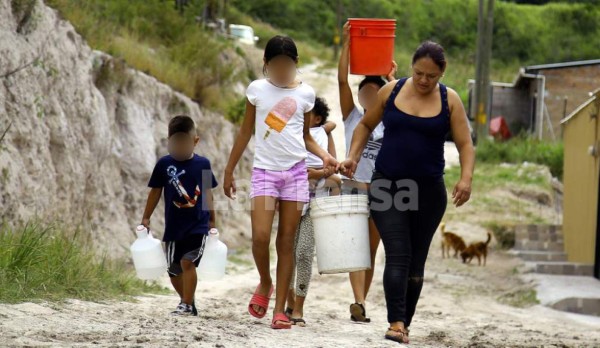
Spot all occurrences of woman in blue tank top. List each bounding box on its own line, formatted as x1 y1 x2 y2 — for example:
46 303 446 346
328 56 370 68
340 41 475 344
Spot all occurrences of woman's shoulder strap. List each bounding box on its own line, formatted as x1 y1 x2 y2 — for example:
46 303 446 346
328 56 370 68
386 77 409 109
439 83 450 118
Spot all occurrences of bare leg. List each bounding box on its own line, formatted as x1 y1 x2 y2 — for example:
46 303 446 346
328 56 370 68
170 275 183 299
286 289 296 312
349 271 366 304
250 196 277 316
364 217 381 298
272 200 303 325
291 296 306 318
180 259 197 305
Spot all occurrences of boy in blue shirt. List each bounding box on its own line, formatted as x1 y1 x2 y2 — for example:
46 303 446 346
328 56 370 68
141 115 218 316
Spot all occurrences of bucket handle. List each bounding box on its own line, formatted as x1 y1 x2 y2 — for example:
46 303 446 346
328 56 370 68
360 27 367 36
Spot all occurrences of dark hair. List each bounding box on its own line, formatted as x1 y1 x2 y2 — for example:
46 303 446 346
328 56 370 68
312 97 330 126
412 41 446 71
263 35 299 75
168 115 195 137
359 76 386 91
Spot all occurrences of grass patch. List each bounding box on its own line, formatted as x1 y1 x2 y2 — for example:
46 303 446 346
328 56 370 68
446 162 552 193
484 221 516 249
476 137 564 179
45 0 245 117
0 222 168 304
444 162 555 225
498 287 540 308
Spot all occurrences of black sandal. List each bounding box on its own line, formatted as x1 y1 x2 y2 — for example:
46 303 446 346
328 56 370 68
350 303 371 323
290 317 306 327
385 327 409 344
285 307 294 318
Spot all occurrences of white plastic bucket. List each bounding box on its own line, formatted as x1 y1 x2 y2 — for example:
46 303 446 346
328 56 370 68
310 194 371 274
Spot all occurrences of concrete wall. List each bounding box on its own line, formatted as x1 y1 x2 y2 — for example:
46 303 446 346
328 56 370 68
540 65 600 140
490 84 533 135
561 95 600 264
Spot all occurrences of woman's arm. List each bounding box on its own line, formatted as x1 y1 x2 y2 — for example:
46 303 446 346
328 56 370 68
223 100 255 199
340 82 394 177
338 22 356 121
448 88 475 207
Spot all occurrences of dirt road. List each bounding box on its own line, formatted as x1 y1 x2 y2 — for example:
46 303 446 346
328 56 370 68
1 64 599 348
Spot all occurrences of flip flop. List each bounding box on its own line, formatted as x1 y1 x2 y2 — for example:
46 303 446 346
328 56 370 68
290 317 306 327
248 284 274 319
350 303 371 323
271 313 292 330
385 327 409 344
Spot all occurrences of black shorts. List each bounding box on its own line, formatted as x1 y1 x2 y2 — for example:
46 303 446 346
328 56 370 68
165 234 207 277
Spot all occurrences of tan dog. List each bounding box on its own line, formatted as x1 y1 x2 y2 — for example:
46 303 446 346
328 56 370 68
440 222 467 258
461 232 492 266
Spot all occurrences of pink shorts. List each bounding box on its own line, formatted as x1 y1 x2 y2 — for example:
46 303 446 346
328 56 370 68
250 161 309 203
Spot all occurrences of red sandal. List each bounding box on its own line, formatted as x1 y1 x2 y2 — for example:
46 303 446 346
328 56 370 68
248 284 274 319
271 313 292 329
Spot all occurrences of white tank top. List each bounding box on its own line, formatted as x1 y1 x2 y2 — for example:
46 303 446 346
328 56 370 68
344 107 384 183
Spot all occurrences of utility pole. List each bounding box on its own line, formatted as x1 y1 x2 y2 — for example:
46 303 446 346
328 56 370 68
333 0 342 60
474 0 495 144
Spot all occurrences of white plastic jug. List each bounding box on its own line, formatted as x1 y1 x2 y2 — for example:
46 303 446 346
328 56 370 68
310 194 371 274
130 225 167 280
198 228 228 281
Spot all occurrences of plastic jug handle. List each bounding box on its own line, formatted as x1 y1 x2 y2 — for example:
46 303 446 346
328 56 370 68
136 225 151 238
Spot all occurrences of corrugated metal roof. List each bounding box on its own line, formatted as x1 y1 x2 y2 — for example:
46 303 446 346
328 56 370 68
525 59 600 73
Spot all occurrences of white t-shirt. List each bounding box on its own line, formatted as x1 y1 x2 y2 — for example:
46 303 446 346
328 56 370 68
306 126 328 168
344 107 385 183
246 79 316 171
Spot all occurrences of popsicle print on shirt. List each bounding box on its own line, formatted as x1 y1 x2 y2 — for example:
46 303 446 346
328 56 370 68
264 97 298 139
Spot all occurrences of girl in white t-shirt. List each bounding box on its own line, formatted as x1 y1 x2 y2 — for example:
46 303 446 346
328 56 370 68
223 35 338 330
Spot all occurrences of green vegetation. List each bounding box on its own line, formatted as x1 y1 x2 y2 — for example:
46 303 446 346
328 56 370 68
476 137 564 179
0 222 167 304
484 221 516 249
231 0 599 101
232 0 600 65
498 287 540 308
46 0 245 114
44 0 597 119
444 161 556 226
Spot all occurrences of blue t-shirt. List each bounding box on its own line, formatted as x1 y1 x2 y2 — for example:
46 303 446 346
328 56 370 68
148 154 218 241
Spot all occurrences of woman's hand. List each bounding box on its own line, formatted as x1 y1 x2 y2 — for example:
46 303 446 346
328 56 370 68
339 158 358 179
223 170 237 199
452 178 471 207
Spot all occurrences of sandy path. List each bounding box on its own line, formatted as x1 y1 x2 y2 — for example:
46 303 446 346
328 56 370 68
2 64 600 347
2 240 599 347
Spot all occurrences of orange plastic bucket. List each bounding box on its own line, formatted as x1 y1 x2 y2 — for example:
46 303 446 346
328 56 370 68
348 18 396 76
